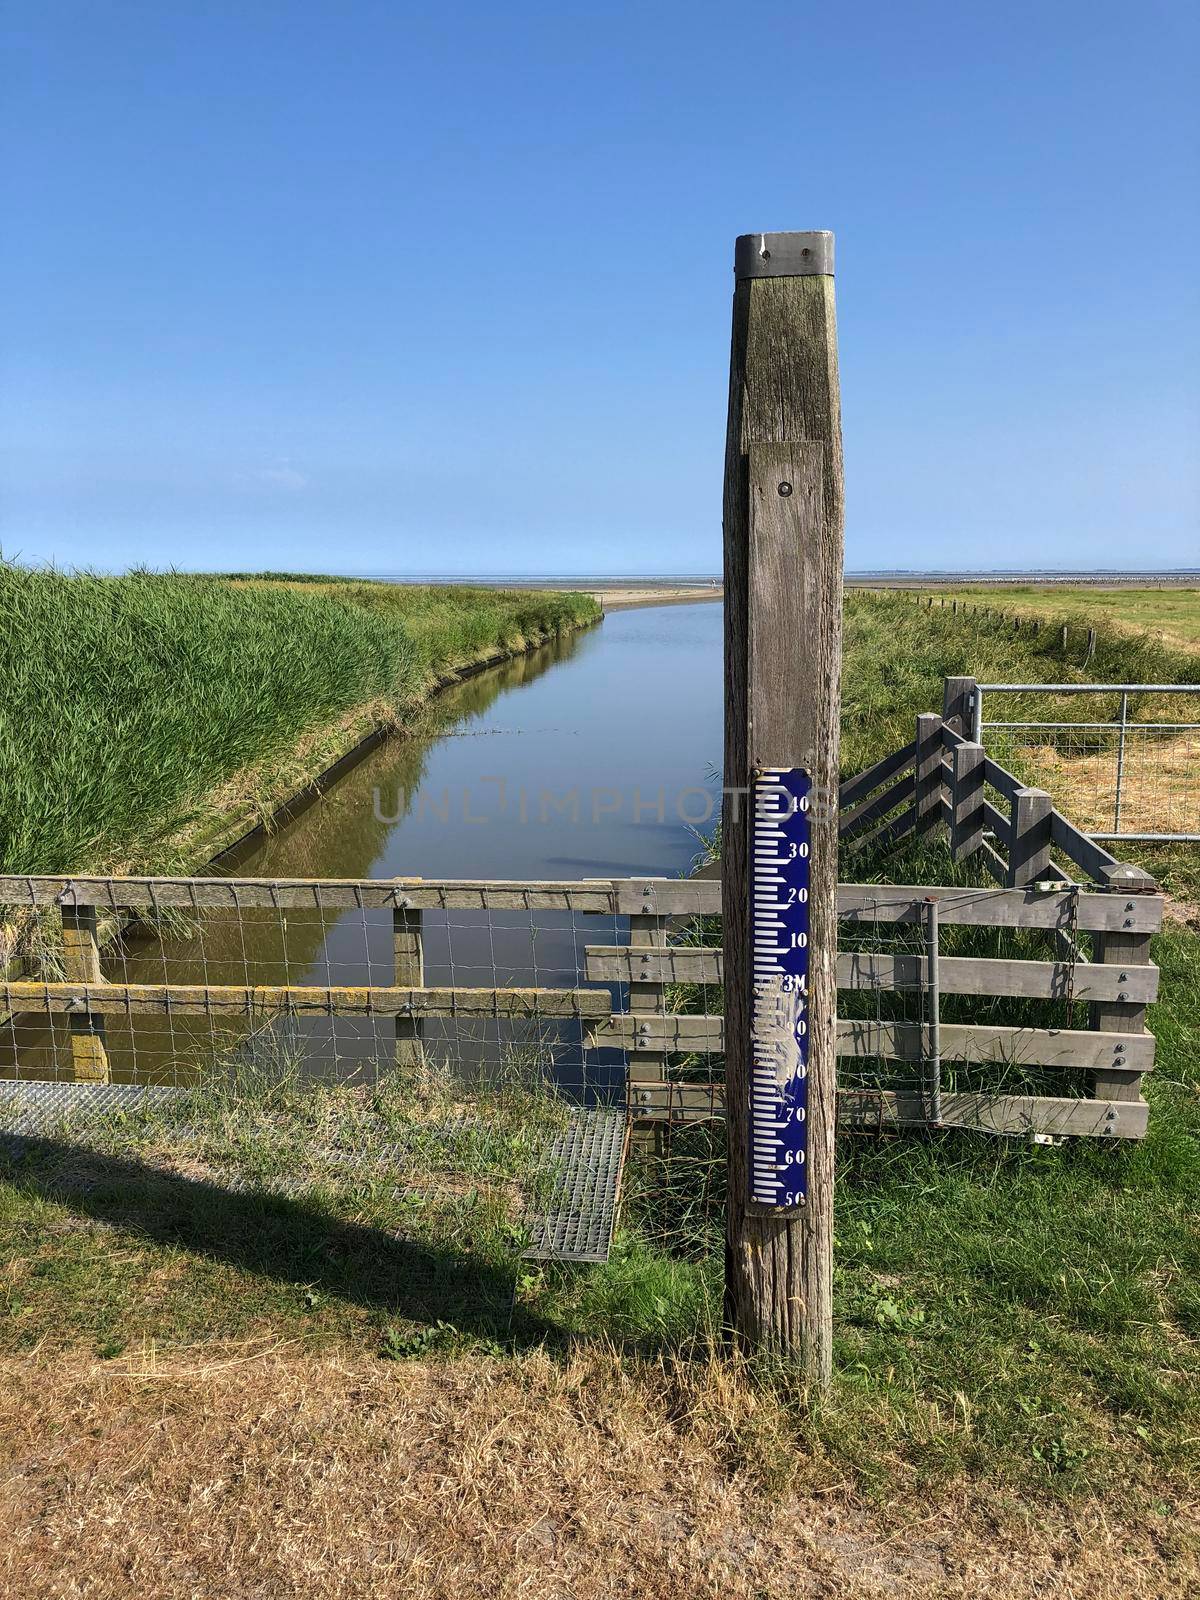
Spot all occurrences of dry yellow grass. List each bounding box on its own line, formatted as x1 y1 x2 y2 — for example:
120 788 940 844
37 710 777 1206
1014 730 1200 839
0 1348 1193 1599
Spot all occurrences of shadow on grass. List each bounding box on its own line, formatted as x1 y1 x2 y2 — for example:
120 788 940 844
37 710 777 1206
0 1133 552 1346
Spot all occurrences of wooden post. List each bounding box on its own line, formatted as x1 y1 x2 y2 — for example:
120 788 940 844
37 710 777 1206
61 904 109 1082
1090 863 1156 1107
914 713 945 835
942 676 976 738
1007 787 1053 886
950 741 986 860
722 229 843 1376
627 909 669 1151
393 902 425 1070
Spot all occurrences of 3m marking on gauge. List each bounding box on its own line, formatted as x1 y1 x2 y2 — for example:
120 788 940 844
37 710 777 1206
748 766 811 1208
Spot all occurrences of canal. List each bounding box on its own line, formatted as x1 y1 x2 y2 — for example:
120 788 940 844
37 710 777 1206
7 601 723 1091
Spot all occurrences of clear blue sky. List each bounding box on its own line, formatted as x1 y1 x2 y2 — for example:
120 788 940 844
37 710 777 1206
2 2 1197 576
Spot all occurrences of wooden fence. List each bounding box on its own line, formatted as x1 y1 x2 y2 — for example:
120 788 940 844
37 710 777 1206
589 681 1161 1140
0 725 1162 1139
0 679 1163 1142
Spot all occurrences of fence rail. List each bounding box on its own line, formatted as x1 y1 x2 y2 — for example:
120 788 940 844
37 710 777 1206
0 678 1163 1142
0 779 1163 1141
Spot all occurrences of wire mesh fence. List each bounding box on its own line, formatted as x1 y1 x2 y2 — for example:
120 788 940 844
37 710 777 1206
0 859 1159 1146
977 684 1200 841
0 884 626 1103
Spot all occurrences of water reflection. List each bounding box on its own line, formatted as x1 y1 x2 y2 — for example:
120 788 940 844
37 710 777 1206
5 604 723 1092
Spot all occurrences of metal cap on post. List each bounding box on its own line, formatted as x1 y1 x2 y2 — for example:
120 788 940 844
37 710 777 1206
734 231 835 280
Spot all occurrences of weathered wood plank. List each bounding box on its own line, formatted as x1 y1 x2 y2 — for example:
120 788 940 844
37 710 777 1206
951 742 985 861
836 883 1162 932
1 874 1164 932
1 982 613 1019
634 1086 1146 1140
838 1019 1155 1071
838 741 916 811
60 905 109 1084
723 253 843 1372
978 839 1009 885
982 799 1011 841
0 877 619 913
585 945 724 984
914 713 945 835
982 758 1024 804
393 906 425 1068
1090 862 1157 1105
1008 788 1053 887
837 1091 1147 1139
613 880 722 916
586 944 1158 1003
839 771 915 837
941 676 977 739
838 951 1158 1002
840 804 918 858
628 1081 725 1117
592 1013 1154 1070
619 878 1163 930
1048 812 1120 883
627 912 672 1155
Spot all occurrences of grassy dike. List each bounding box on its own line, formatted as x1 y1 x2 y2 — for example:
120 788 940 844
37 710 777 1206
0 563 599 875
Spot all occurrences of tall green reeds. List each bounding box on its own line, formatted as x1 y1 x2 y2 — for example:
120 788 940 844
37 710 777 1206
0 563 597 874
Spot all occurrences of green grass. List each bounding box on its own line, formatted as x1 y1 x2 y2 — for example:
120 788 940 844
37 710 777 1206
539 846 1200 1502
2 579 1199 1510
0 563 598 874
840 588 1200 775
898 584 1200 650
0 1045 569 1360
841 589 1200 899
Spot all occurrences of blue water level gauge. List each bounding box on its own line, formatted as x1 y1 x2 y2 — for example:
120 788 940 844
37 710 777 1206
749 766 811 1207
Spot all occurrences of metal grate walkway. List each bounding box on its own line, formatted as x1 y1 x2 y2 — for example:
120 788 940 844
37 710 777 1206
523 1108 627 1263
0 1083 627 1264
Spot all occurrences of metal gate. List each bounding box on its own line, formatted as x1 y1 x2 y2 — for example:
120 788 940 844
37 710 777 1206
971 682 1200 843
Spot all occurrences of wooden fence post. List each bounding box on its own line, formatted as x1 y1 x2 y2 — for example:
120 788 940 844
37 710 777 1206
915 713 945 835
1090 862 1156 1107
1007 787 1053 886
942 676 976 738
722 230 843 1377
950 741 985 860
393 901 425 1069
61 904 109 1082
627 907 669 1150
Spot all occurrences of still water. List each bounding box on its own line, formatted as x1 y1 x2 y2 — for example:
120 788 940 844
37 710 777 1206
8 603 723 1090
